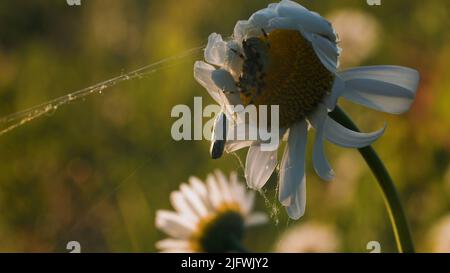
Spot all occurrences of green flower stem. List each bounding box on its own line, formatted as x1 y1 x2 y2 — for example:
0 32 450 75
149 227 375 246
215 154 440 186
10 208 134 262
329 106 415 253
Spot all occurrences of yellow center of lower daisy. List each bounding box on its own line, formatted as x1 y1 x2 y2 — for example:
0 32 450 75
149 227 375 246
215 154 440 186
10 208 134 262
190 205 245 253
238 29 335 127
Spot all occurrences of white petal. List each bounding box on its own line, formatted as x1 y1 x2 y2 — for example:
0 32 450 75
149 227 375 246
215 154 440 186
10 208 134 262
156 239 191 252
170 192 199 223
275 0 336 42
204 33 228 67
233 20 254 42
206 174 224 209
214 169 234 203
324 116 386 148
245 145 278 190
193 61 222 104
229 172 245 204
242 190 256 215
285 180 306 220
155 210 195 239
324 75 345 111
279 120 308 205
245 212 269 227
248 7 277 30
179 184 208 217
339 66 420 114
189 176 208 201
308 105 334 181
211 69 237 93
189 176 214 212
225 140 255 153
310 33 340 72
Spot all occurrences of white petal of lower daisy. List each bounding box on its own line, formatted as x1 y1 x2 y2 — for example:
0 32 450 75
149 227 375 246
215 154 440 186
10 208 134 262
156 239 191 252
245 212 269 227
155 210 195 239
214 170 234 203
245 145 278 190
189 176 215 213
229 172 245 204
324 116 386 148
308 105 335 181
179 184 209 217
339 66 420 114
324 75 345 111
204 33 228 67
170 192 199 223
193 61 222 104
189 176 208 201
285 180 306 220
279 120 308 205
242 190 256 215
206 174 224 209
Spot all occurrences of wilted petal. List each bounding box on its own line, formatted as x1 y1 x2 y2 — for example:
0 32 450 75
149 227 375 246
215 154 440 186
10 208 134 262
193 61 222 104
324 116 386 148
204 33 228 66
211 69 237 93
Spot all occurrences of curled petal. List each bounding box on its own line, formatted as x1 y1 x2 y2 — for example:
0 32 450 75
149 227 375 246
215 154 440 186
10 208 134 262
309 105 335 181
324 116 386 148
324 75 345 111
339 66 420 114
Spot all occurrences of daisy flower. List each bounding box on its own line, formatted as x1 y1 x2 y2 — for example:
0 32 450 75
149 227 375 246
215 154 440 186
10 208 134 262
155 170 268 253
194 0 420 219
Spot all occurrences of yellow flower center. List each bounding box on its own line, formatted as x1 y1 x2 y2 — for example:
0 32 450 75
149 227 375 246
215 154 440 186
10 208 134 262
190 204 245 253
238 29 335 128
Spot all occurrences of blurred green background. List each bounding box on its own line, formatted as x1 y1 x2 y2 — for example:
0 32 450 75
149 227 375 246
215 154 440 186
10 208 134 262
0 0 449 252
